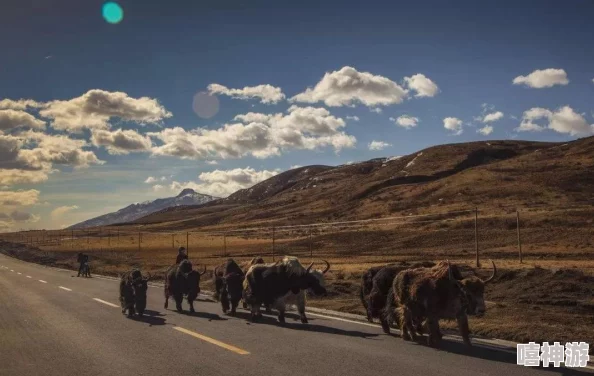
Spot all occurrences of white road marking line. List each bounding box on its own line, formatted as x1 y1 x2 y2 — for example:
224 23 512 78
93 298 119 308
173 327 250 355
10 269 14 272
307 312 380 328
26 276 32 278
17 272 22 275
58 286 72 291
39 280 47 283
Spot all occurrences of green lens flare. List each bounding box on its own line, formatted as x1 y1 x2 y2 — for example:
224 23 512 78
102 2 124 24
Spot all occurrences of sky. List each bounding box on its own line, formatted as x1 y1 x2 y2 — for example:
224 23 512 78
0 0 593 231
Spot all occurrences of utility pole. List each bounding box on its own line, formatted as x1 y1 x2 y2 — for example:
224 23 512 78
517 210 523 264
474 207 480 268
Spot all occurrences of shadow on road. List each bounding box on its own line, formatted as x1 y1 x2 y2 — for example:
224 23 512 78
232 310 378 339
129 310 167 326
181 310 228 322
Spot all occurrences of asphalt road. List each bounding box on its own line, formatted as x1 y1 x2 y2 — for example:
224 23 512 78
0 253 591 376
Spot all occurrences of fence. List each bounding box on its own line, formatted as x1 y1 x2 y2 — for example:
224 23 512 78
1 205 592 268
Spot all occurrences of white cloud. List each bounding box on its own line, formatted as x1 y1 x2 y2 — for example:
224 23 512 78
403 74 439 97
206 160 218 165
39 89 172 133
152 184 165 192
346 115 360 121
477 125 494 136
0 189 40 206
0 169 49 186
149 106 356 160
512 68 569 89
145 176 157 184
443 117 463 135
50 205 79 220
516 106 594 136
290 165 302 169
0 99 44 111
170 167 280 197
391 115 419 129
548 106 593 136
0 109 45 131
16 131 104 170
207 83 285 104
370 108 383 114
0 210 39 222
290 66 408 107
368 140 391 151
91 129 152 155
483 111 504 123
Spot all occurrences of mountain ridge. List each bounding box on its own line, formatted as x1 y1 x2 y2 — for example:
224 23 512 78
69 189 218 229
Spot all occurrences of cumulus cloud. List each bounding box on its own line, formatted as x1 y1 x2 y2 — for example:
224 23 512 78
403 74 439 97
39 89 172 133
478 125 494 136
443 117 463 135
206 160 218 165
149 106 356 160
516 106 594 136
370 108 383 114
145 176 167 184
207 83 285 104
152 184 165 192
483 111 504 123
0 109 46 131
290 66 408 107
0 169 49 186
0 99 44 110
346 116 360 121
50 205 79 220
91 129 152 155
368 140 391 151
0 210 39 222
0 132 102 174
512 68 569 89
15 131 104 170
170 167 280 197
0 189 40 206
390 115 419 129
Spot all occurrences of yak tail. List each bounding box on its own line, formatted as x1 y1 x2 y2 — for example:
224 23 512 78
382 287 397 328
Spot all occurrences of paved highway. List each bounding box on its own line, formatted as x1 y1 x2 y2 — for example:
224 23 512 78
0 253 591 376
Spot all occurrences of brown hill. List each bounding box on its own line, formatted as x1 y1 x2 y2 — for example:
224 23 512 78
132 136 594 231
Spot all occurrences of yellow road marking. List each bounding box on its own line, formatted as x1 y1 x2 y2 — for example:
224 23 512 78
59 286 72 291
93 298 119 308
173 327 250 355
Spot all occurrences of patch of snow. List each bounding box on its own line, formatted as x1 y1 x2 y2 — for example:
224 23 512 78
386 156 402 162
405 153 423 169
486 143 491 146
313 185 317 188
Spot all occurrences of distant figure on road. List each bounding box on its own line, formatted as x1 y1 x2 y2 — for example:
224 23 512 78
176 247 188 264
77 253 90 277
77 252 85 277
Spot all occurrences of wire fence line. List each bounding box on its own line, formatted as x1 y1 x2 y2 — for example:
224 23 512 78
1 205 592 266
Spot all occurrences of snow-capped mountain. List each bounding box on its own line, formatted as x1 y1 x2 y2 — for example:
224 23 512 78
69 189 218 229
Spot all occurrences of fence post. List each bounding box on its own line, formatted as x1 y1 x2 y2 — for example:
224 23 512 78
309 228 312 258
171 233 174 249
272 227 276 261
517 210 523 264
474 207 480 267
186 232 189 256
223 233 227 257
108 230 111 247
138 232 141 252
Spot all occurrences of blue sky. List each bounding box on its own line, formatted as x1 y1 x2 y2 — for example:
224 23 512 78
1 0 593 230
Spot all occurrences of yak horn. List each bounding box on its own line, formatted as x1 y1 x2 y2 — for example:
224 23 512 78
306 262 314 273
447 260 455 282
482 260 497 284
321 259 331 274
200 265 207 276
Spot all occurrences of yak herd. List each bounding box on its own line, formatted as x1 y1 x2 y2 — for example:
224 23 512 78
118 255 496 348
